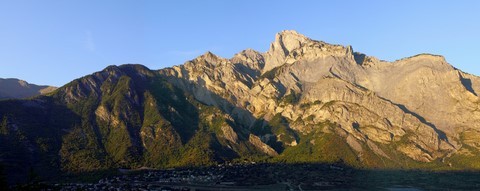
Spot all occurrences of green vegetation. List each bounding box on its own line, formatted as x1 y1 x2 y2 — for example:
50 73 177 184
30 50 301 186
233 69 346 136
0 116 7 135
274 129 358 165
281 91 301 105
445 146 480 169
268 114 297 145
299 100 322 109
175 131 217 167
251 114 298 152
59 125 107 172
148 77 199 142
442 132 480 169
321 100 337 109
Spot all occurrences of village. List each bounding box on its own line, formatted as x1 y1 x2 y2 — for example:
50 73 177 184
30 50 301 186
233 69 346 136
54 163 353 191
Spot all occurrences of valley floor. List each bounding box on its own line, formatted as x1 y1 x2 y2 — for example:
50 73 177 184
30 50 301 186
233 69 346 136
14 163 480 190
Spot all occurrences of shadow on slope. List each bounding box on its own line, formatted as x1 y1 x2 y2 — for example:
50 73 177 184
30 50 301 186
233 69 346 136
159 73 289 154
0 97 82 185
459 74 478 96
394 103 448 142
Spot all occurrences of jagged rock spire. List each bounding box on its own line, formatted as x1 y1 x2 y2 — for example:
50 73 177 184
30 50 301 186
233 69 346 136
263 30 310 72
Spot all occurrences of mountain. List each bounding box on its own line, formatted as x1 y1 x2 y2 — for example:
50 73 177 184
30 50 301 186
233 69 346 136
1 30 480 185
0 78 56 99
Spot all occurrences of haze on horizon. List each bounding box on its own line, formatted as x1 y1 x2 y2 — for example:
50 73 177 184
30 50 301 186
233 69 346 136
0 0 479 87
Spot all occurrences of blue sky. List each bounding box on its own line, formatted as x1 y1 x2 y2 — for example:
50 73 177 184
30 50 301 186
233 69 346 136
0 0 479 86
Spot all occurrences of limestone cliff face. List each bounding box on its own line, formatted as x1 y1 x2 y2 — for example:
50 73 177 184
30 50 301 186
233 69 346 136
329 54 480 137
159 30 480 164
263 30 310 72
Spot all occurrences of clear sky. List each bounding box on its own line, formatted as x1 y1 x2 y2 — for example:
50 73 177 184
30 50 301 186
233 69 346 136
0 0 479 87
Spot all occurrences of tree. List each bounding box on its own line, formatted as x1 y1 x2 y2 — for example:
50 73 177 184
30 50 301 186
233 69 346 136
0 164 8 190
0 116 8 135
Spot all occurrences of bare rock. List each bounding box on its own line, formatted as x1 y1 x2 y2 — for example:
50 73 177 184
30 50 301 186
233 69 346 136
249 134 278 156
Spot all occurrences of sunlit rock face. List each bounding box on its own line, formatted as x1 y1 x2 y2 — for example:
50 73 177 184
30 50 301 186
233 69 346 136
160 30 480 164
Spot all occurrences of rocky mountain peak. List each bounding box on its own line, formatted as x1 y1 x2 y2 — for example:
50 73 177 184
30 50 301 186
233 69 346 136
189 51 228 68
118 64 155 79
263 30 358 73
395 53 447 64
55 64 154 105
263 30 310 72
390 53 453 73
273 30 310 53
201 51 223 62
231 49 265 71
233 49 262 60
118 63 151 71
202 51 216 58
394 53 446 64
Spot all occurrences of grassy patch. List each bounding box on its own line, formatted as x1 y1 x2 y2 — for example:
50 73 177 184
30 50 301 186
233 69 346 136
281 91 301 105
299 100 322 109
